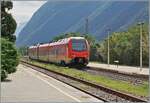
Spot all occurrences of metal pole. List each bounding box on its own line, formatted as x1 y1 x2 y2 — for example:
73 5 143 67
148 2 150 101
149 1 150 99
138 22 144 71
107 29 110 67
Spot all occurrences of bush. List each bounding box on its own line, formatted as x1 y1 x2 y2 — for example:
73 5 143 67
1 38 19 80
1 70 8 81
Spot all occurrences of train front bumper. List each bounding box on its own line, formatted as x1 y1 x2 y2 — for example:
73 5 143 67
70 57 89 65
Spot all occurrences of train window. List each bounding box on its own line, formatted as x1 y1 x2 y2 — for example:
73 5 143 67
72 39 87 51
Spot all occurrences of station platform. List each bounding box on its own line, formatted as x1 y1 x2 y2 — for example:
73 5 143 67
88 62 149 76
1 64 103 102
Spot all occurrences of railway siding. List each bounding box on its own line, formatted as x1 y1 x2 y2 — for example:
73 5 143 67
21 60 148 102
84 67 148 86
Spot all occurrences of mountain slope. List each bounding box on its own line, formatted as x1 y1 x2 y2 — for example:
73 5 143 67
16 1 148 47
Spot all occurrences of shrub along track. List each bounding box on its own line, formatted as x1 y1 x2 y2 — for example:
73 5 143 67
21 60 147 102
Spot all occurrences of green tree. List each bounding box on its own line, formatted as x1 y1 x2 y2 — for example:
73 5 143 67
18 46 28 56
1 0 17 42
1 38 19 74
1 0 19 80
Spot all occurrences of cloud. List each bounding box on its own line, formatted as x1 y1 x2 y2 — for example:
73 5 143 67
11 1 47 36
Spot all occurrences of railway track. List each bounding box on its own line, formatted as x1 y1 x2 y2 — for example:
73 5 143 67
23 57 149 84
78 66 148 85
21 60 147 102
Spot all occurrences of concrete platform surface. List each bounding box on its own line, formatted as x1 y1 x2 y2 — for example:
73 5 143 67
1 64 103 103
88 62 149 75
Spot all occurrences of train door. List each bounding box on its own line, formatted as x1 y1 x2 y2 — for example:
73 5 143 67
53 46 57 63
48 46 50 62
51 46 55 63
37 46 39 60
55 46 59 63
65 44 70 64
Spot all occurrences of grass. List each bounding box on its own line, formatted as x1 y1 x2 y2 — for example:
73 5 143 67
25 59 149 97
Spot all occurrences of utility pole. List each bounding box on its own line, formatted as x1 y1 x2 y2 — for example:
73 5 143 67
107 28 111 67
85 18 89 34
138 22 144 71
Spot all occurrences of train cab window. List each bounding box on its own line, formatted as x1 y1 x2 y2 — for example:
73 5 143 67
72 39 87 51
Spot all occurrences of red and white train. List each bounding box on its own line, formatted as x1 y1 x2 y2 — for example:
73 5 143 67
28 37 90 66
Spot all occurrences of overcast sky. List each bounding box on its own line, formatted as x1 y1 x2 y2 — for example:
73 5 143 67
11 1 47 37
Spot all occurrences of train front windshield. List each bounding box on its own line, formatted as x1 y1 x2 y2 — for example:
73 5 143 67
72 39 87 51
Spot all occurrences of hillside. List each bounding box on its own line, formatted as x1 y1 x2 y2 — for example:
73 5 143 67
16 1 148 47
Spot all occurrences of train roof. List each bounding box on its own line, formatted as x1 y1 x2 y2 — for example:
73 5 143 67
50 37 85 46
39 43 49 47
29 45 37 49
69 37 85 40
50 38 69 46
29 36 86 48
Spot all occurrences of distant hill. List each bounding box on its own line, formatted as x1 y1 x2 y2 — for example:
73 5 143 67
15 22 27 38
16 1 148 47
